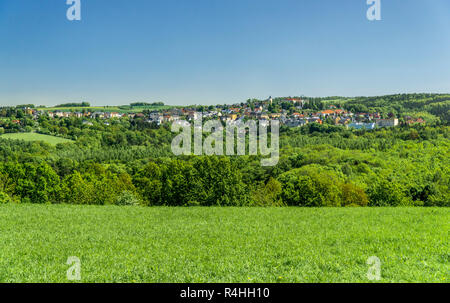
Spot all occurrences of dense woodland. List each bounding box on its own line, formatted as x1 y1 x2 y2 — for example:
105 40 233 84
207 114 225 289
0 94 448 207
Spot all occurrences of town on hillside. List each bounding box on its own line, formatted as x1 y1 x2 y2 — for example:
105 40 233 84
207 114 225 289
0 96 427 133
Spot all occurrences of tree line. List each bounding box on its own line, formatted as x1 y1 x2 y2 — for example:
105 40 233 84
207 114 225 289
0 94 448 207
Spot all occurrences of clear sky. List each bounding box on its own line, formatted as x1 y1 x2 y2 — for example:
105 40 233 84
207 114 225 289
0 0 449 106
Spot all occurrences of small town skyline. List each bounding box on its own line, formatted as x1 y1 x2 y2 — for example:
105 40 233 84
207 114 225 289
3 94 428 133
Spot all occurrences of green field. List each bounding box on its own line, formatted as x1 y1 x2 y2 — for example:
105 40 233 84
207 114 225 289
41 105 174 113
0 205 447 283
0 133 73 145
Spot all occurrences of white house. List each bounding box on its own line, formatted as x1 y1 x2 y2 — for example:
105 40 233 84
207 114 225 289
376 118 398 128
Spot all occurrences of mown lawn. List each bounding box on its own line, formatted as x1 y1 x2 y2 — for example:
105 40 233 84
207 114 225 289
0 133 73 145
0 205 447 283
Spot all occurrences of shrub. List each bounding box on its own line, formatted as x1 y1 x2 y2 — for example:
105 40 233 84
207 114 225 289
114 191 141 206
341 183 369 207
0 191 12 204
425 184 450 207
251 177 283 206
278 167 342 207
368 179 411 206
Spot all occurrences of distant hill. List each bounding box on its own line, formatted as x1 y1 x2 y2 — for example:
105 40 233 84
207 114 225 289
55 102 91 108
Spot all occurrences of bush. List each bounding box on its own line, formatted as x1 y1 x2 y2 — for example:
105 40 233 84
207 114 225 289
251 177 283 206
425 184 450 207
0 192 12 204
278 167 342 207
341 183 369 207
368 179 411 206
114 191 141 206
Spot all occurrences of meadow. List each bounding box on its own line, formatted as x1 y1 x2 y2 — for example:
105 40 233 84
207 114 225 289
0 132 73 145
0 205 447 283
41 105 174 113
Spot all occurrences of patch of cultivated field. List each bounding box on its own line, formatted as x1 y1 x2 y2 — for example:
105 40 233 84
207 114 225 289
0 205 447 283
0 133 73 145
42 105 173 113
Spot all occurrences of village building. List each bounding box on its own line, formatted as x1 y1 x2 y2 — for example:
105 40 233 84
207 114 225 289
347 122 376 130
376 118 399 128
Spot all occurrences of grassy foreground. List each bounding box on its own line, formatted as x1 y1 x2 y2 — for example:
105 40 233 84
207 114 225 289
0 132 73 145
0 205 448 283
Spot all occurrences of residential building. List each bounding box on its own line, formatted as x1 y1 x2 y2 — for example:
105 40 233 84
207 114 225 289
376 118 399 128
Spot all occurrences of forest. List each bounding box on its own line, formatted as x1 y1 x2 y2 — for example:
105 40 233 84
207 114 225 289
0 94 448 207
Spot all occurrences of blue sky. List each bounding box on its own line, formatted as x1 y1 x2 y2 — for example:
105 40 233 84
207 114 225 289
0 0 449 106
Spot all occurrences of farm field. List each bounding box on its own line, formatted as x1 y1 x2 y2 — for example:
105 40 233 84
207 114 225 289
41 105 174 113
0 205 447 283
0 132 73 145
